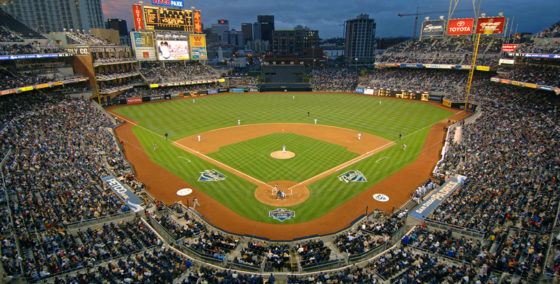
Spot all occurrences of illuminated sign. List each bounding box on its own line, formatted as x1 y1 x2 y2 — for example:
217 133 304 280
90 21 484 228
447 18 474 35
190 34 207 60
151 0 184 8
143 6 194 32
193 10 202 33
476 17 505 34
132 5 144 30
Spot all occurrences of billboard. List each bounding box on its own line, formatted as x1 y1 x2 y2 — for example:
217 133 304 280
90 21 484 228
190 34 207 60
502 44 518 52
421 20 445 37
132 5 144 31
151 0 184 8
131 32 156 61
143 6 194 32
447 18 474 35
156 40 190 60
193 10 202 33
476 17 505 34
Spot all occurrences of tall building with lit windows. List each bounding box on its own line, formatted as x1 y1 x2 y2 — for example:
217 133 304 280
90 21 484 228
344 14 376 65
3 0 104 33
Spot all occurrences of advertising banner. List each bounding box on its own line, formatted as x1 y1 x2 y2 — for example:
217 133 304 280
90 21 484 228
502 44 518 52
447 18 474 35
132 5 144 31
354 88 365 94
131 32 156 61
102 176 144 212
156 40 190 61
409 177 462 220
151 0 184 8
421 20 445 37
476 17 505 34
499 59 515 65
364 89 374 95
193 10 202 33
127 97 142 104
207 89 218 95
189 34 207 60
231 88 245 93
476 66 490 71
425 64 454 69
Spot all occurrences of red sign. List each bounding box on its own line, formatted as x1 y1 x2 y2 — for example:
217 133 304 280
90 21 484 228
476 17 505 34
502 44 518 52
127 97 142 104
447 18 474 35
193 10 202 33
132 5 144 31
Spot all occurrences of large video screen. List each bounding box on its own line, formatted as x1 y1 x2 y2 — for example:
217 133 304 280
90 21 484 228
156 40 190 60
143 6 194 32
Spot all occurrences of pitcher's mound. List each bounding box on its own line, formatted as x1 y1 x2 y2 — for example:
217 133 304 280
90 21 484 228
271 151 295 159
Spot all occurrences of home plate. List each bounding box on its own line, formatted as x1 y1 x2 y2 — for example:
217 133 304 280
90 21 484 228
177 188 193 196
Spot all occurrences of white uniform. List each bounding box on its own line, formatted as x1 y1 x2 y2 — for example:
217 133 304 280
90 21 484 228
358 133 361 140
197 135 201 142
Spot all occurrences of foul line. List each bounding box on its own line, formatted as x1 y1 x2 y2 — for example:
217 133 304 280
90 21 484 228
110 109 466 192
110 111 272 188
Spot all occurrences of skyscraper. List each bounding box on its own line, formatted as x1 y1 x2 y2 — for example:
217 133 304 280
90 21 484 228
241 23 253 44
344 14 376 65
106 19 128 36
3 0 104 33
257 15 274 42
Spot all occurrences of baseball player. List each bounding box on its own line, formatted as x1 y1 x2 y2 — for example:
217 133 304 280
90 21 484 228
153 143 157 151
197 135 201 142
193 197 200 209
402 143 407 151
358 133 361 140
238 119 241 125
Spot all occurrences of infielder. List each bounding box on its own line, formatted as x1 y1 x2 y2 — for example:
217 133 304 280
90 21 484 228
197 135 201 142
193 197 200 209
358 133 361 140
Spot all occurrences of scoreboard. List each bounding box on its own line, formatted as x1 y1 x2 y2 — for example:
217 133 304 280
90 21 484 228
143 6 194 32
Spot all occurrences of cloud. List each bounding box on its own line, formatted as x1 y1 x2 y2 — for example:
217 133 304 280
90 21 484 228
102 0 560 38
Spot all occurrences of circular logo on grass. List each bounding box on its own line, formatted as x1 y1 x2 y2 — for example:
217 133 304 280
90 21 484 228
373 193 390 202
176 188 193 196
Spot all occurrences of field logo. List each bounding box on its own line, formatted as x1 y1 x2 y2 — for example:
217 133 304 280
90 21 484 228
373 193 390 202
198 169 226 182
338 170 367 183
269 208 295 222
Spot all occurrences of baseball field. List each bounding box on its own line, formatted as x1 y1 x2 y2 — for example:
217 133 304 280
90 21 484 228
111 93 463 239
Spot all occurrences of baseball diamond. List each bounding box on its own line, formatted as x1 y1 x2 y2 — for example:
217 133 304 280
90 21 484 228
111 92 464 239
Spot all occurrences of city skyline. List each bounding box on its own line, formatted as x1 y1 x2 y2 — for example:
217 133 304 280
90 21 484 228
102 0 559 38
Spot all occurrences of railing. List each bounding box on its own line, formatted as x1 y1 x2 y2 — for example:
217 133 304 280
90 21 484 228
424 219 486 239
301 259 345 272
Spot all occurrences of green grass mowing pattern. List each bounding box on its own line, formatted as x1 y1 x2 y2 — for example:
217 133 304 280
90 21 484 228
207 133 359 182
117 93 455 224
113 93 453 141
133 127 278 223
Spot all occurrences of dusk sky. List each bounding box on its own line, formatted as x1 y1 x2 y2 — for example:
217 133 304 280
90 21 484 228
102 0 560 38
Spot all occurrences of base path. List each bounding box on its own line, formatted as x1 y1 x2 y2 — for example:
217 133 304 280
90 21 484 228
111 104 470 240
176 123 389 155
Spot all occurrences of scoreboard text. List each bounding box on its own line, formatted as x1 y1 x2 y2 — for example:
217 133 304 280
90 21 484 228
143 6 194 32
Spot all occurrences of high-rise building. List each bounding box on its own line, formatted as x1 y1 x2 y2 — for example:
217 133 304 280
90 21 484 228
2 0 104 33
344 14 376 65
257 15 274 42
272 27 319 57
211 19 230 41
106 19 128 36
241 23 253 44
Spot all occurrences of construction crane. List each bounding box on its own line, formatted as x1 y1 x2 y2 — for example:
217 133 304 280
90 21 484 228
398 8 471 38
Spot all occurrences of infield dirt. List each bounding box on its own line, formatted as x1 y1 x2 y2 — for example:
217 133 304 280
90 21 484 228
111 98 469 240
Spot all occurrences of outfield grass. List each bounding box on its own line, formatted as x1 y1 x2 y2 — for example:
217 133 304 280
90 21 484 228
207 133 359 182
116 93 454 224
